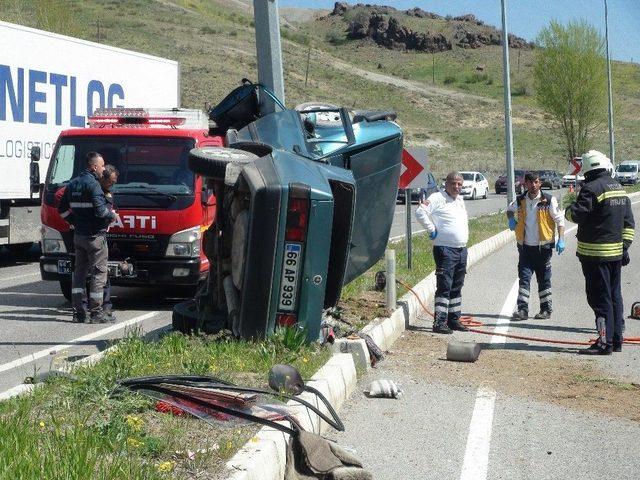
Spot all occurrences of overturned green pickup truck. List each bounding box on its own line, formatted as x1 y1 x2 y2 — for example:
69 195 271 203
173 81 403 341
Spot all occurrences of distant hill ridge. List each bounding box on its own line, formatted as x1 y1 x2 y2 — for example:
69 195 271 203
326 2 533 53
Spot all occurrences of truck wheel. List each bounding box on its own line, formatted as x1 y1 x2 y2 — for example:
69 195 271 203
188 146 258 179
59 279 72 301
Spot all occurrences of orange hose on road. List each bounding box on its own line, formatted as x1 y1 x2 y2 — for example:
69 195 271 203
395 279 640 347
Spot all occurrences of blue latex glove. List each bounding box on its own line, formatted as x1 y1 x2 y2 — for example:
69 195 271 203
508 217 517 231
556 238 565 255
429 229 438 240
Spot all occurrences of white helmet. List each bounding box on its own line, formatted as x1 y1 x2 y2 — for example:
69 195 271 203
581 150 610 175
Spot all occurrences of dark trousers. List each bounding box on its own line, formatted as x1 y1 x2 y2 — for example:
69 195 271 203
72 234 108 315
81 276 112 314
580 260 624 346
433 246 468 326
517 244 553 313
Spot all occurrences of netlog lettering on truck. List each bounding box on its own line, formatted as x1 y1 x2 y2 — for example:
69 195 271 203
0 20 178 249
39 108 222 300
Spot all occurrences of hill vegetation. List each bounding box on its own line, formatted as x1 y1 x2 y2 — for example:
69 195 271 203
1 0 639 176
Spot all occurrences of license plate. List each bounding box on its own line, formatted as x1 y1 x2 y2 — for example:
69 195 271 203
278 243 302 312
57 259 72 275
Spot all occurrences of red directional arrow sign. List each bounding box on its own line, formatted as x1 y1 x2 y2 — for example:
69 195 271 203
570 157 582 175
399 148 427 189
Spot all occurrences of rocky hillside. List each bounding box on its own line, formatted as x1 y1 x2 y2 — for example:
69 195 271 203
324 2 533 53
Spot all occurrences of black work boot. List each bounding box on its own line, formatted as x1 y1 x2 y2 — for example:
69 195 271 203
433 322 453 334
613 337 623 353
103 310 117 323
89 312 109 324
578 342 613 355
448 321 469 332
512 309 528 321
534 310 552 320
72 311 87 323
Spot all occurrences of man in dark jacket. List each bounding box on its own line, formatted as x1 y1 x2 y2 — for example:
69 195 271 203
58 152 118 323
565 150 635 355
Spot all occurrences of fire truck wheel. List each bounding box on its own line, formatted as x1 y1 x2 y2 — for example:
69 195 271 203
172 299 199 334
59 279 72 302
189 146 258 180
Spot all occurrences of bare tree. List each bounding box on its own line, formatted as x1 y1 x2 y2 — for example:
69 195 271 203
533 20 607 160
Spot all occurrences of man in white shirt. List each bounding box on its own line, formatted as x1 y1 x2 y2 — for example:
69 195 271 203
416 171 469 334
506 171 565 321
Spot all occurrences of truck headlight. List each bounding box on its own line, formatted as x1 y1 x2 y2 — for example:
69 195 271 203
165 226 201 258
41 225 67 254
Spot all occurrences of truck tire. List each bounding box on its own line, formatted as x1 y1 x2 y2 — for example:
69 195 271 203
188 146 258 179
60 279 72 301
172 299 199 334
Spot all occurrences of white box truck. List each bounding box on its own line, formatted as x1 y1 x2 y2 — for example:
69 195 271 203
0 20 180 250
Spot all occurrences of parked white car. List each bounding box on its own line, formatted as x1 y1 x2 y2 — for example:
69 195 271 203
459 171 489 200
562 173 585 187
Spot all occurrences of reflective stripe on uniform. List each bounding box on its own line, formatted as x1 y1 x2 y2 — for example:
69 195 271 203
577 240 623 257
71 288 84 294
70 202 94 208
622 228 635 241
89 292 103 300
60 210 72 218
596 190 627 203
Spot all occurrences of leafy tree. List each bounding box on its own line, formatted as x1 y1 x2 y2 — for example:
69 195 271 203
533 20 607 160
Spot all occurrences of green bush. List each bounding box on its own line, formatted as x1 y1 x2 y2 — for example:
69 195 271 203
512 82 528 96
465 73 489 84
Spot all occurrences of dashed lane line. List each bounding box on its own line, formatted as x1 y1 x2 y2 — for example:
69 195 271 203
0 311 159 375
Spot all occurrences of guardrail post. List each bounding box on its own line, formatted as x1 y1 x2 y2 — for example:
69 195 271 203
385 249 396 312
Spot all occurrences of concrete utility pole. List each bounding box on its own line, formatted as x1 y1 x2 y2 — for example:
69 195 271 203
500 0 516 204
253 0 285 113
604 0 616 166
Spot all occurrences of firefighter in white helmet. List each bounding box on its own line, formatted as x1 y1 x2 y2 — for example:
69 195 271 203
565 150 635 354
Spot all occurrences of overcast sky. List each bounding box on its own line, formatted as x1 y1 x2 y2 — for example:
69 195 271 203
279 0 640 63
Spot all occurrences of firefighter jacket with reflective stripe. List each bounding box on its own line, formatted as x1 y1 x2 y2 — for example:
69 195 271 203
565 170 635 262
514 191 557 245
58 170 115 236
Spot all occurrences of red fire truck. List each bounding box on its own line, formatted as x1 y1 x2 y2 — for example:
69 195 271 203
39 108 221 299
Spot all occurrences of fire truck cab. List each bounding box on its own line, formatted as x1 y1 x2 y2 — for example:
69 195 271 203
39 108 222 299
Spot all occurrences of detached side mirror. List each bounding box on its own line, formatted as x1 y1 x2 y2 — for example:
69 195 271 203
30 146 41 162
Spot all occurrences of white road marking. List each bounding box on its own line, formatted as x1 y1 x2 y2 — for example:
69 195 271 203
459 277 518 478
459 386 497 480
0 272 40 283
491 279 518 344
0 383 34 401
0 292 61 296
0 311 158 374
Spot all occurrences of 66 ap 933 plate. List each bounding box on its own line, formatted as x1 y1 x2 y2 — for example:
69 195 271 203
278 243 302 311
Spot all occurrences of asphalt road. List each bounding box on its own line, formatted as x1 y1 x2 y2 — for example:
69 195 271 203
389 188 566 240
330 199 640 480
0 245 182 395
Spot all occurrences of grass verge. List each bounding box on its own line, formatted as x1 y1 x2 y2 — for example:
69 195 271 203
0 331 330 479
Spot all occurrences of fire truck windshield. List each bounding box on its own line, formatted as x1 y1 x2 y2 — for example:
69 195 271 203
47 137 196 197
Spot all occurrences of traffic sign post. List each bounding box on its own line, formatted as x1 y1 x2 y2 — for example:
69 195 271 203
399 148 429 269
570 157 582 191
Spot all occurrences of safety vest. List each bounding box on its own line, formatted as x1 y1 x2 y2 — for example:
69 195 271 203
514 191 556 245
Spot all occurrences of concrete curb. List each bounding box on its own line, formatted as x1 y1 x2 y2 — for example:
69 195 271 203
223 229 516 479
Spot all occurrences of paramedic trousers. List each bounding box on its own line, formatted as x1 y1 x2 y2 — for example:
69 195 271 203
517 244 553 314
580 260 624 346
72 234 108 316
433 246 468 327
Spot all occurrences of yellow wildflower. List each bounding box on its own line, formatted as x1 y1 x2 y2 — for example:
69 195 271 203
302 357 309 363
39 421 45 428
157 461 175 473
126 437 144 448
125 415 144 431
